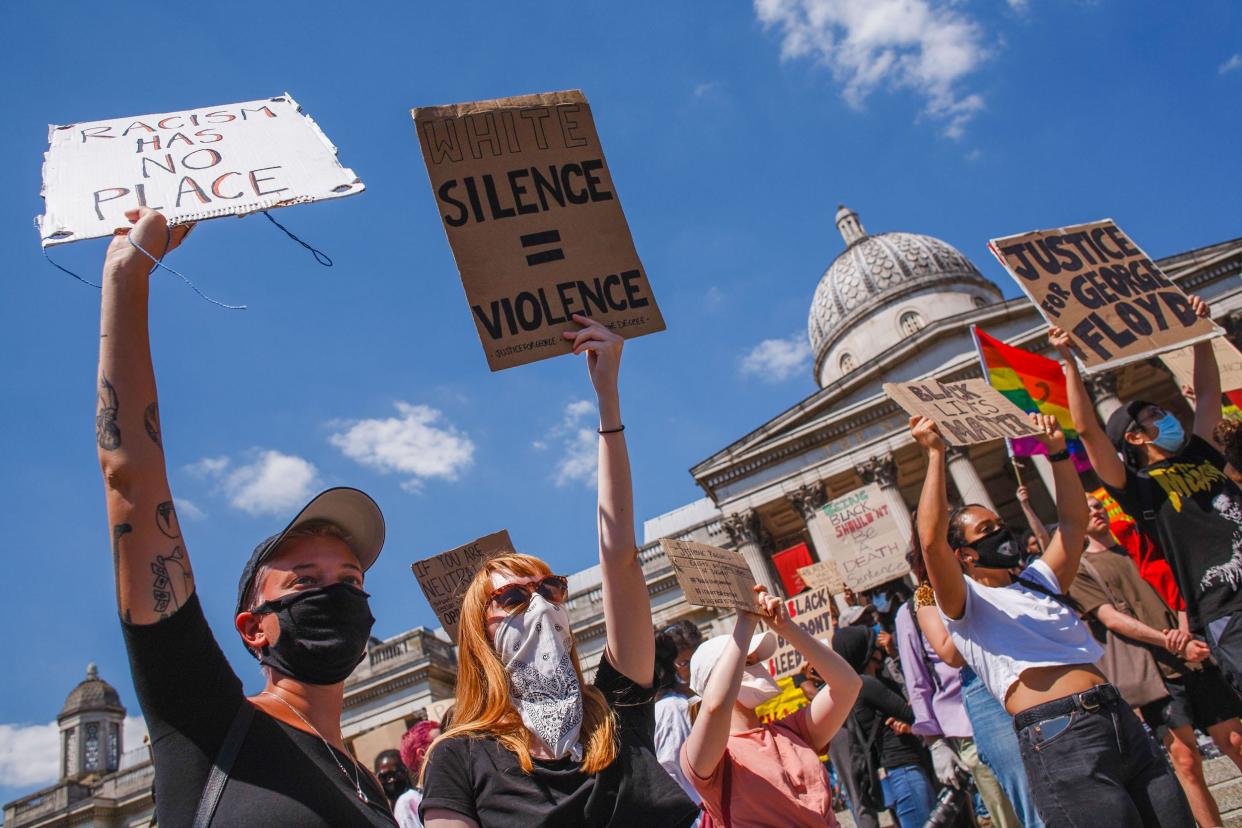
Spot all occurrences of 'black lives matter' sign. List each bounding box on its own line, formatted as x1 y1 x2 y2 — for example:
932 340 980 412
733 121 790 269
989 219 1219 372
884 378 1040 446
412 90 665 371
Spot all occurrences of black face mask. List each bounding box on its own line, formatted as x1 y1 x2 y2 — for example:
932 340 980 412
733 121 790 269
968 526 1023 570
253 583 375 685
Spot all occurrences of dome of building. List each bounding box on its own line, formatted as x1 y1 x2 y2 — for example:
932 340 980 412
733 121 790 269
58 663 125 721
808 206 1003 387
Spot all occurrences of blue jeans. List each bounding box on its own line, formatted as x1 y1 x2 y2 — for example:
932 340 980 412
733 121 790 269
883 763 935 828
960 667 1045 828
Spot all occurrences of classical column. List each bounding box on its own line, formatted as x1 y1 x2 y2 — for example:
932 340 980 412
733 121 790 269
855 455 914 542
721 510 779 596
1084 371 1123 424
787 482 833 569
1029 455 1057 501
945 446 997 513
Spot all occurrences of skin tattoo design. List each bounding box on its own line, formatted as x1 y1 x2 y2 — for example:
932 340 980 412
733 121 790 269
96 376 120 450
155 500 180 539
144 402 161 449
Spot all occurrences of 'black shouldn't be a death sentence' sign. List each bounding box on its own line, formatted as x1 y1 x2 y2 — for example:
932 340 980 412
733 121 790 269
412 90 665 371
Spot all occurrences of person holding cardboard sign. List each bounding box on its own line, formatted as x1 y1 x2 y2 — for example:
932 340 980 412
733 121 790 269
912 412 1193 827
1051 302 1242 702
418 317 699 828
95 208 397 826
680 585 861 827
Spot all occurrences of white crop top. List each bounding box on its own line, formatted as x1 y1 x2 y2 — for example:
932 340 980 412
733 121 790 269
940 559 1103 706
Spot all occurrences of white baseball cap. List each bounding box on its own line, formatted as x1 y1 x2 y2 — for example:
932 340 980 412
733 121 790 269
689 629 778 696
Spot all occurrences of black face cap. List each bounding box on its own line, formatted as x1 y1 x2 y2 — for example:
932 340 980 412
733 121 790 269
234 487 385 618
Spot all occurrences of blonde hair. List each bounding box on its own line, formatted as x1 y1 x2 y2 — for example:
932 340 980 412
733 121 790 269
420 553 618 781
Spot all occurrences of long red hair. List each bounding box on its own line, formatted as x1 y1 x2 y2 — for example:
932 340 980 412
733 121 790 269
420 553 618 780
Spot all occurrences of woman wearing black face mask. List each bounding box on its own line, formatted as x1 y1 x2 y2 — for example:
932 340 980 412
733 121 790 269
911 412 1193 828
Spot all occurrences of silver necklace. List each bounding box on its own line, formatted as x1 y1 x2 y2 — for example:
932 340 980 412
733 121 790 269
261 691 369 804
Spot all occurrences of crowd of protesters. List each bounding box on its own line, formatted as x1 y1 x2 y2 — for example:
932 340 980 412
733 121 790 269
93 210 1242 826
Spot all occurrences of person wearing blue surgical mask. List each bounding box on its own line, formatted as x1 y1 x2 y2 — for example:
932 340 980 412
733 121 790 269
1051 298 1242 703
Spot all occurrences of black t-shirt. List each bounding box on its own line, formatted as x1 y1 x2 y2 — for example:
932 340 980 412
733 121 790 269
122 593 396 828
1105 435 1242 631
849 674 925 770
419 652 698 828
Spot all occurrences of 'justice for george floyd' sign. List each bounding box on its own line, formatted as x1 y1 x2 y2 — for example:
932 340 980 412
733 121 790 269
412 90 665 371
885 378 1041 446
989 219 1220 372
37 94 364 246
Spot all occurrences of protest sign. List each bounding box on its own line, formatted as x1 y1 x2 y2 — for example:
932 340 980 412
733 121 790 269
659 539 757 613
37 94 363 246
797 559 845 595
755 676 807 724
411 90 665 371
424 697 456 725
765 587 835 679
989 219 1220 372
412 530 515 641
819 484 910 592
1160 337 1242 393
884 378 1041 446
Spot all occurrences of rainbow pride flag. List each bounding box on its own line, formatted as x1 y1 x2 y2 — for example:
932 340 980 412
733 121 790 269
973 327 1091 471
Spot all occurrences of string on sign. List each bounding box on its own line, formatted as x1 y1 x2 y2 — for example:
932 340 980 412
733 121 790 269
126 229 247 310
262 210 333 267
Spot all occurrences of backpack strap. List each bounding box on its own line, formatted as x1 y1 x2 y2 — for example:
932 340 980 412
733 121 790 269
192 701 255 828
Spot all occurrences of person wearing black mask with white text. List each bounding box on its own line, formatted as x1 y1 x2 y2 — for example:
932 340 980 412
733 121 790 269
97 209 396 826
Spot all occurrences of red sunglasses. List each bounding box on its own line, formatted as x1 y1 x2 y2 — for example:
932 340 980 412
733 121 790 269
487 575 570 612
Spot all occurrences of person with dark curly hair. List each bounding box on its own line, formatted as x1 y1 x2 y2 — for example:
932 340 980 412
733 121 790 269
1215 417 1242 486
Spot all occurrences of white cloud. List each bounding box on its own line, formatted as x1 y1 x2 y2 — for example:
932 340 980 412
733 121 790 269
184 456 229 478
176 498 206 521
754 0 991 137
221 451 320 516
1220 54 1242 75
330 402 475 492
0 716 147 788
532 400 599 488
740 333 813 382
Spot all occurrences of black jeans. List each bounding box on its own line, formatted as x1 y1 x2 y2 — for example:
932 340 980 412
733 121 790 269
1015 688 1193 827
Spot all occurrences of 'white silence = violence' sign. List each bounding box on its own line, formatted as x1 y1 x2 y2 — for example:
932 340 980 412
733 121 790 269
411 529 516 642
412 89 665 371
660 539 757 614
37 94 363 246
818 484 909 593
765 587 835 679
989 219 1220 372
884 378 1040 446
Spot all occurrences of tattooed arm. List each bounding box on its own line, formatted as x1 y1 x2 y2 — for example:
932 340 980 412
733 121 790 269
98 208 195 625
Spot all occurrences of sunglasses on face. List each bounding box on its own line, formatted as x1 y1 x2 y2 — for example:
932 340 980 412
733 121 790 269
487 575 570 613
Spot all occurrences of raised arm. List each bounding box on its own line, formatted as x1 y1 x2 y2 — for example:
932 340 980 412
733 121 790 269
1016 484 1051 552
1027 413 1088 589
1188 297 1223 440
756 587 860 751
564 315 653 684
1051 326 1125 489
683 610 756 778
98 209 195 626
911 417 968 619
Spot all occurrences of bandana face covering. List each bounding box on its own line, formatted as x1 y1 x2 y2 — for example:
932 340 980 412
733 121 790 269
737 663 782 709
493 593 584 761
254 583 375 685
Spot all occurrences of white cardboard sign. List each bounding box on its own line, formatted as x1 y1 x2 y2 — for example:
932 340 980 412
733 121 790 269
37 93 363 246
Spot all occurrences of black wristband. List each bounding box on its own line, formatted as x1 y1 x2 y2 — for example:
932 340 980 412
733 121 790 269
1047 448 1071 463
598 424 625 434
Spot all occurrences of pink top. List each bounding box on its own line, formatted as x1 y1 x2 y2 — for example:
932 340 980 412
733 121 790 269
679 707 839 828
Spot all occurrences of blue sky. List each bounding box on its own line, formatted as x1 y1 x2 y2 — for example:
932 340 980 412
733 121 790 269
1 0 1239 801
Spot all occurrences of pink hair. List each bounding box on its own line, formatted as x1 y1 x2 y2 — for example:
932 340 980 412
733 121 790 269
400 720 440 775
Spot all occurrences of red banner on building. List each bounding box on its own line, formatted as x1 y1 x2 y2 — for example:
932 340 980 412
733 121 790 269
772 542 813 596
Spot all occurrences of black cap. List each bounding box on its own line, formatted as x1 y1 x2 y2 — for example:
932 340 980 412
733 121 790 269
1104 400 1156 452
235 487 385 617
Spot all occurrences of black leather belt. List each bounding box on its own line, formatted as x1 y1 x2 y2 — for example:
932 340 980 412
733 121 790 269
1013 683 1120 732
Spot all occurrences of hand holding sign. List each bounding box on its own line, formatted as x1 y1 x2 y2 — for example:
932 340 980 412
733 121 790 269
105 208 193 277
563 314 622 400
754 585 792 633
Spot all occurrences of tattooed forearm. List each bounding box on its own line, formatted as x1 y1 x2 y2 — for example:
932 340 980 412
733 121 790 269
155 500 180 539
151 545 189 617
96 376 121 450
144 402 162 449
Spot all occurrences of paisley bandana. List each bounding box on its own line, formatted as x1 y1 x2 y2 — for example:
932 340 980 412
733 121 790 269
494 594 584 761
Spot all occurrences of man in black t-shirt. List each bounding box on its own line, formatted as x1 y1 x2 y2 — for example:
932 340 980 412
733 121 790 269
96 208 397 827
1052 299 1242 697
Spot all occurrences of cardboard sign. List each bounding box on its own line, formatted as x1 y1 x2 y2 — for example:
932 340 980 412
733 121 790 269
659 539 757 613
797 559 846 595
765 587 835 679
819 484 910 592
1160 337 1242 393
411 530 515 641
411 90 665 371
884 378 1041 446
423 697 456 726
37 94 363 246
989 219 1220 372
